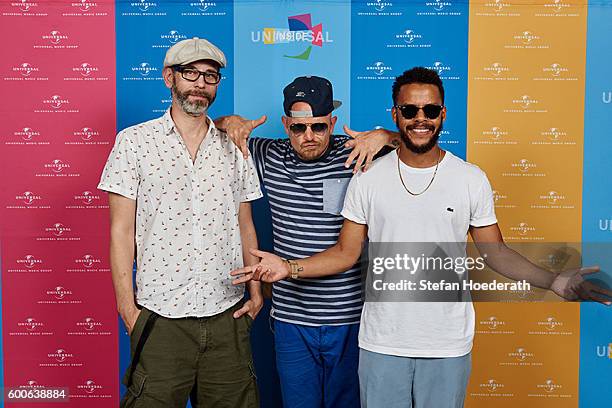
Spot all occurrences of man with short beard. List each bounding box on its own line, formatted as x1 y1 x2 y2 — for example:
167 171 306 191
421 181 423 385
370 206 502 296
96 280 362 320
231 67 612 407
98 38 263 408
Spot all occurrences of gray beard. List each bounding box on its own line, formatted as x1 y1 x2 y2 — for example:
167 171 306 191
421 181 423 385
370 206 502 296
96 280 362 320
172 82 213 117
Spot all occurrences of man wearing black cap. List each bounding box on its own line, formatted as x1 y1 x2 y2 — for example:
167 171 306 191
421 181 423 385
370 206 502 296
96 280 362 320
218 75 398 408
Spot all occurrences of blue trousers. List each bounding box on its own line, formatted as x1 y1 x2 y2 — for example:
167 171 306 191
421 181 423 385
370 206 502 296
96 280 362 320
274 320 360 408
359 348 471 408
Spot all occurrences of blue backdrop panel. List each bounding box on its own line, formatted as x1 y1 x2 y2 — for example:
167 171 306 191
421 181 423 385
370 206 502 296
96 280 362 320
234 0 351 138
350 0 469 159
233 2 352 406
116 0 235 131
115 0 235 403
580 2 612 407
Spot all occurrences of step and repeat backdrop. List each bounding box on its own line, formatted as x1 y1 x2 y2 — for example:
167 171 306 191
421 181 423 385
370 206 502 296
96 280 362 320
1 0 611 407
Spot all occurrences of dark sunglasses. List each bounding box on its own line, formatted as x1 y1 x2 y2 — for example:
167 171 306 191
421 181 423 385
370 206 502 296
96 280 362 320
394 104 444 120
289 122 329 135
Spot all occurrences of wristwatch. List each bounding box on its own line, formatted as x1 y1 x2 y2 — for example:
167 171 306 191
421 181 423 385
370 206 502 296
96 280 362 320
285 259 303 280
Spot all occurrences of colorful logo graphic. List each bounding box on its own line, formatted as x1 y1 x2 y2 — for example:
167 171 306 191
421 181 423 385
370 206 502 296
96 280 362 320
596 343 612 359
251 14 332 60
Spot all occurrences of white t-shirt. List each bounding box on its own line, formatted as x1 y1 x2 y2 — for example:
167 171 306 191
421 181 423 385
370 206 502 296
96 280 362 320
341 149 497 357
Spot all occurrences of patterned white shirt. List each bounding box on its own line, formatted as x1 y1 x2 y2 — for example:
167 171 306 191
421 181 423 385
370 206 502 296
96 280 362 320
98 110 262 318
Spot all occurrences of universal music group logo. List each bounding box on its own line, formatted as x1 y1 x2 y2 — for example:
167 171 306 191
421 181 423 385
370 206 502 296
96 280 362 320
34 30 79 49
73 0 97 12
63 1 108 16
505 30 550 49
77 191 98 205
504 94 548 114
19 255 43 268
36 222 81 241
473 62 519 82
66 126 109 146
75 379 110 398
358 0 402 16
67 254 109 273
35 95 80 114
39 285 82 305
9 254 52 273
13 62 39 76
65 62 108 81
425 61 460 81
183 1 225 16
471 378 513 397
5 62 49 82
386 29 432 49
7 190 50 209
478 0 520 16
14 127 42 143
529 316 573 335
11 130 39 152
55 62 109 82
357 61 393 80
43 348 81 367
66 190 108 209
12 317 54 336
69 316 112 336
123 62 161 82
477 315 515 334
536 0 578 17
161 30 187 44
123 0 166 16
47 159 69 173
151 30 188 49
5 0 48 16
418 0 461 16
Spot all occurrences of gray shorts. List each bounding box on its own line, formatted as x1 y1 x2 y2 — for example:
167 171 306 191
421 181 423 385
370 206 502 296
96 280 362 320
359 348 471 408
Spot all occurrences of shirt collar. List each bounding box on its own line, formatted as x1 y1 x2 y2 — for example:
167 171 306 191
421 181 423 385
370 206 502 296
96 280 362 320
161 108 217 137
161 109 176 135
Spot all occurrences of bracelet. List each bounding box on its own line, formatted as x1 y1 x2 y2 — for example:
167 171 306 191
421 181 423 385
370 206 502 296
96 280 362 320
284 259 303 279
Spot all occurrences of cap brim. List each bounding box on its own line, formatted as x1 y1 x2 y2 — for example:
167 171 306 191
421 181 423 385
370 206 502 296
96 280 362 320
180 57 225 68
333 100 342 110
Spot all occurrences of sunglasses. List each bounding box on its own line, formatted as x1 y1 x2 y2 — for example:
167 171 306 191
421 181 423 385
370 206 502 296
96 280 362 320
289 122 329 135
394 104 444 120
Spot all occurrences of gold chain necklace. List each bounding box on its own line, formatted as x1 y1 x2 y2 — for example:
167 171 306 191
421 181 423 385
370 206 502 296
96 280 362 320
397 148 442 196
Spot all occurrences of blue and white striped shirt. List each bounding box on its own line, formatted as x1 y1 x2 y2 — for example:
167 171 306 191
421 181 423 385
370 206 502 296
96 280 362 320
249 136 363 326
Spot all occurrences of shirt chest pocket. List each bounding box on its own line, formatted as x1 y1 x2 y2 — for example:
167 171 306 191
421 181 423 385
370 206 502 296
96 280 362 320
322 178 351 215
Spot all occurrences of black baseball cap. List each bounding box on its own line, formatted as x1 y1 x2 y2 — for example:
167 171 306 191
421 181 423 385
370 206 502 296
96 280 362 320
283 76 342 118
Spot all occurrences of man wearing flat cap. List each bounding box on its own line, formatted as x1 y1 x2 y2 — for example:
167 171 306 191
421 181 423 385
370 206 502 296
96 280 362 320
98 37 262 408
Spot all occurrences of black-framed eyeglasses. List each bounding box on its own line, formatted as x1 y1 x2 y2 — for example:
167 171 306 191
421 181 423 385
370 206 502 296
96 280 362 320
172 65 221 84
289 122 329 135
394 104 444 120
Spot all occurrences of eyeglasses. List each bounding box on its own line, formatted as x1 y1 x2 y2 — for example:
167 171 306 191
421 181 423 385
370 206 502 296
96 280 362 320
394 104 444 120
289 122 329 135
173 65 221 85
